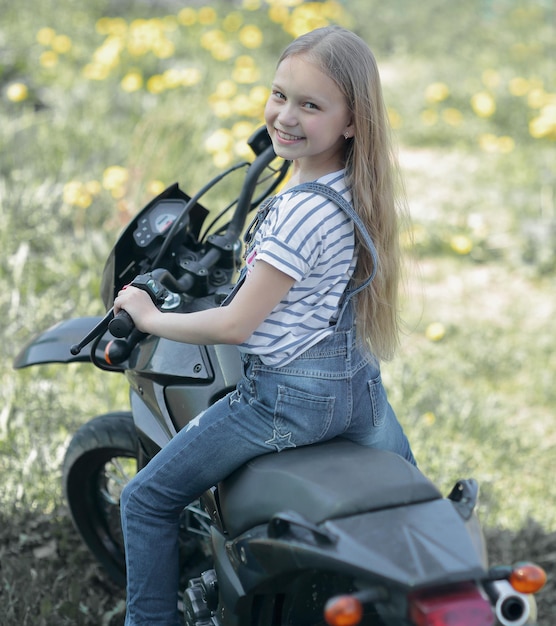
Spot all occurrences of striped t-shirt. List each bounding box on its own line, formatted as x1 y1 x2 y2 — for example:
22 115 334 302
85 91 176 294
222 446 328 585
239 170 356 367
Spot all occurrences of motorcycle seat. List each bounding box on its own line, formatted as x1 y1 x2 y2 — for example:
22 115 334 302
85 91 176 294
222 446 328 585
218 438 442 538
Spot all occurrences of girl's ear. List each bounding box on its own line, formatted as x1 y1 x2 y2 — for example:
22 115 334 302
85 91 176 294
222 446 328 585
343 120 355 140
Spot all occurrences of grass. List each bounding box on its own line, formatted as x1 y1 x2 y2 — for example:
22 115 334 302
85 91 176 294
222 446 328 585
1 0 555 622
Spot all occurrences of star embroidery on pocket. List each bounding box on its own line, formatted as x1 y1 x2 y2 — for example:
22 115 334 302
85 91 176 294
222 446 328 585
229 389 241 405
265 430 296 451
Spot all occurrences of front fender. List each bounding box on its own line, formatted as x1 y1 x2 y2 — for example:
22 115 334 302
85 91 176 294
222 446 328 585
14 316 105 368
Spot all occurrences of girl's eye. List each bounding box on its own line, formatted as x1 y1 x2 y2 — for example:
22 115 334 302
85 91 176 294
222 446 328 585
303 102 318 110
272 90 286 100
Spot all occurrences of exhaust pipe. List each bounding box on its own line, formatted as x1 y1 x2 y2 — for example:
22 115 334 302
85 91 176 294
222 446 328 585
486 580 532 626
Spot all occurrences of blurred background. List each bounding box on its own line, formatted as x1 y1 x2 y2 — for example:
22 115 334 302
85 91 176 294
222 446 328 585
1 0 555 623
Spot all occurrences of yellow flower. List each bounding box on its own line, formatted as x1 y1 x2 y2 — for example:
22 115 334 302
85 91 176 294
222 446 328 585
242 0 262 10
422 411 436 426
268 5 289 24
96 17 128 36
232 120 255 139
450 234 473 255
177 8 197 26
232 56 260 84
400 224 426 249
209 99 234 118
204 128 234 153
146 75 166 94
478 133 516 152
479 133 499 153
286 3 329 37
509 76 530 97
128 19 159 56
6 82 29 103
425 322 446 342
250 85 270 105
152 39 175 59
232 94 258 116
102 166 129 194
527 88 547 109
497 136 515 153
425 82 450 104
162 15 178 32
267 0 304 6
321 0 348 21
82 63 110 80
121 71 143 92
471 92 496 117
235 140 254 159
147 180 166 196
239 25 263 49
40 50 59 68
181 68 202 87
93 36 123 68
223 12 244 32
213 151 233 168
482 69 500 89
85 180 102 195
529 104 556 140
388 108 402 129
36 27 56 46
420 109 438 126
198 6 217 24
215 79 237 99
127 41 149 57
63 181 93 209
161 68 182 89
201 29 224 50
52 34 72 54
211 43 235 62
442 108 463 126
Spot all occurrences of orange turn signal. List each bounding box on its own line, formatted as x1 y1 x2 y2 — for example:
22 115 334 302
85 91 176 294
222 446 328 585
324 595 363 626
509 562 547 594
104 341 114 365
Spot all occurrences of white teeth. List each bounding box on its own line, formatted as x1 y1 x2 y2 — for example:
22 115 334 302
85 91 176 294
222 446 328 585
277 129 302 141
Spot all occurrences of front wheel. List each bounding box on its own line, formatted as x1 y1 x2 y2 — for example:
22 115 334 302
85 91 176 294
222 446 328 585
63 412 138 587
63 412 214 590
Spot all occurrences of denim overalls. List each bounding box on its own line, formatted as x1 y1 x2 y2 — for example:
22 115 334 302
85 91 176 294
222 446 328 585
120 183 416 626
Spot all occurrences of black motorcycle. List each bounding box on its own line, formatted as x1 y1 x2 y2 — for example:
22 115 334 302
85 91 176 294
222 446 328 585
14 128 546 625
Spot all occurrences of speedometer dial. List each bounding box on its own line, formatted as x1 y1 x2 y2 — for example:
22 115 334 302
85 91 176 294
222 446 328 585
133 199 185 248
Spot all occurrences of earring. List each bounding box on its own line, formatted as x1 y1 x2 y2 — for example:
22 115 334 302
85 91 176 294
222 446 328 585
344 132 350 140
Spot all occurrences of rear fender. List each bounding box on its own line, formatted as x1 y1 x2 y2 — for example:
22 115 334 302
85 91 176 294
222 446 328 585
13 317 105 368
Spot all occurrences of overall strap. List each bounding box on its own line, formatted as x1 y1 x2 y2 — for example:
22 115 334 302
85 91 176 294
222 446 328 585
287 181 379 299
222 182 379 314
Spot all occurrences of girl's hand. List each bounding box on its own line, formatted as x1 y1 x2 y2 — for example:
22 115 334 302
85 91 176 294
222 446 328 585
111 260 294 345
113 286 159 333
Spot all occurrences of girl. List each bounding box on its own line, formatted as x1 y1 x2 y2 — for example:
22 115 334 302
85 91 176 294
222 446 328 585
114 25 415 625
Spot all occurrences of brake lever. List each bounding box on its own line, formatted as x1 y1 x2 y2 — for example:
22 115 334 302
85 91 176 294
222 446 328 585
69 273 170 355
70 309 115 355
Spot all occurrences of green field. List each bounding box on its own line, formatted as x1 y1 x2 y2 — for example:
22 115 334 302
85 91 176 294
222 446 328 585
1 0 555 623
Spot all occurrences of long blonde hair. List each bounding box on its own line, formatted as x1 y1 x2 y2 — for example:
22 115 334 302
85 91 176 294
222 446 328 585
278 26 407 361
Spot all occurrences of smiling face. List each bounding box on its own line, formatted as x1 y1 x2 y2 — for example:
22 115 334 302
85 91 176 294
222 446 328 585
264 54 353 182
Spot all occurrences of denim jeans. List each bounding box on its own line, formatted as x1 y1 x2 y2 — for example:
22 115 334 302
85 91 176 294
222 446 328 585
120 303 415 625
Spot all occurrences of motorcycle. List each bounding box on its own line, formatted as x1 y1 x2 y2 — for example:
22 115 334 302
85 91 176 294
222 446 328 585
14 127 546 625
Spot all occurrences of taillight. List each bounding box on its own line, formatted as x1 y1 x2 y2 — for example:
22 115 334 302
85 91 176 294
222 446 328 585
324 595 363 626
408 583 494 626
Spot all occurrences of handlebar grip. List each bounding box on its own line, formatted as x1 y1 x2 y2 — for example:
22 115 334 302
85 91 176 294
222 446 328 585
108 310 135 338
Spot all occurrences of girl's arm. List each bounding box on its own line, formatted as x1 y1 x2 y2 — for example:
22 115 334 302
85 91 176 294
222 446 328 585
113 260 295 345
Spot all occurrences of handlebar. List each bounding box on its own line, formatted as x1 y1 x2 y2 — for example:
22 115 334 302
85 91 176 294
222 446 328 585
71 132 289 359
107 310 135 339
107 273 170 338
